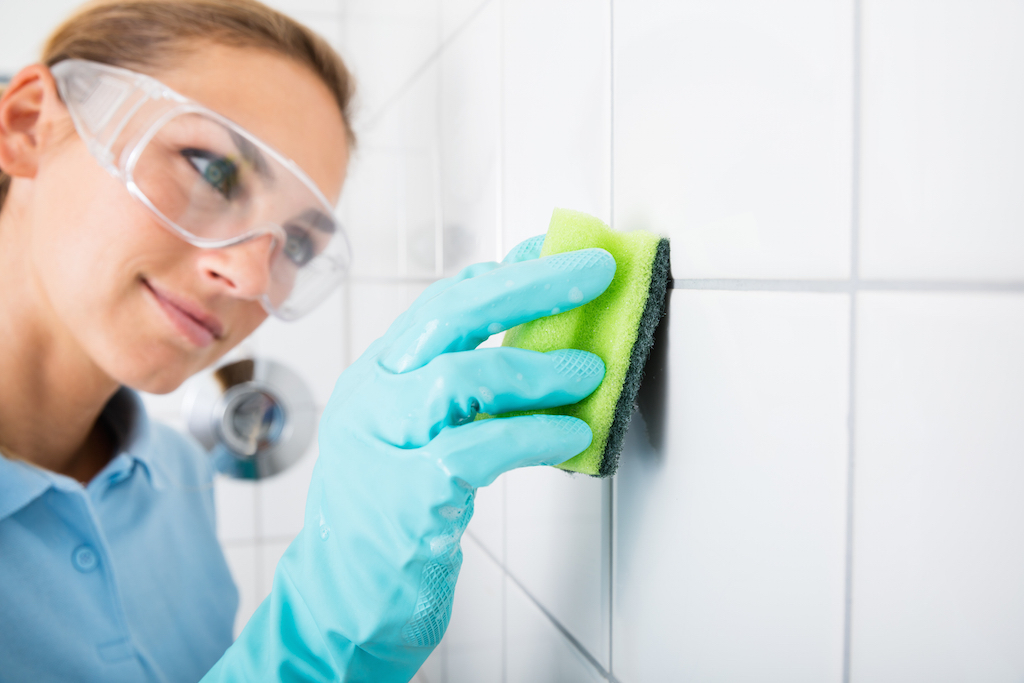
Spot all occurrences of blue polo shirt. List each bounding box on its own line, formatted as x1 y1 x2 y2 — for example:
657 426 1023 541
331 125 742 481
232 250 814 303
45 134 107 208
0 388 238 682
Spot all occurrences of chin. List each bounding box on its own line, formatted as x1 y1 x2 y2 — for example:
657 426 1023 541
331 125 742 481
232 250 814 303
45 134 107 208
101 342 213 395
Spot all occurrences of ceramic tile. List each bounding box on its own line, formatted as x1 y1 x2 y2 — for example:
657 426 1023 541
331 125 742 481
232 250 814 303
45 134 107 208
439 0 501 271
441 0 490 42
341 12 439 127
504 466 610 667
859 1 1024 280
251 288 345 408
466 475 504 564
442 535 504 683
257 539 293 600
348 282 429 361
403 140 447 279
613 0 853 279
414 646 446 683
850 292 1024 682
0 0 82 73
506 575 605 683
502 0 611 252
341 64 441 278
257 435 320 540
346 0 436 23
339 149 404 278
613 290 849 682
221 542 259 639
138 384 190 423
214 475 258 542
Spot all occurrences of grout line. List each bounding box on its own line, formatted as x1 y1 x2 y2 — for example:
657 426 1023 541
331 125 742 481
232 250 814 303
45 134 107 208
672 278 1024 293
360 0 497 132
467 530 621 682
508 569 621 682
844 292 859 683
843 1 863 681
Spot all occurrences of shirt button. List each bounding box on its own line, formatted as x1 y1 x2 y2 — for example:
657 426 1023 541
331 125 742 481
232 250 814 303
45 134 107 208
72 544 99 573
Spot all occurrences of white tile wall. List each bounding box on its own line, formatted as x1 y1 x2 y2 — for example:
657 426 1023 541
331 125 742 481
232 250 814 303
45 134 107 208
505 467 611 668
341 70 441 278
613 0 854 279
442 535 504 683
613 290 850 683
506 576 606 683
851 293 1024 682
341 1 439 126
0 0 83 73
502 0 611 249
251 289 345 407
221 543 260 638
465 477 504 562
439 0 501 272
859 0 1024 281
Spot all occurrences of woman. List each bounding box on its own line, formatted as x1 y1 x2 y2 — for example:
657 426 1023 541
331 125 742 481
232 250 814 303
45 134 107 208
0 1 614 680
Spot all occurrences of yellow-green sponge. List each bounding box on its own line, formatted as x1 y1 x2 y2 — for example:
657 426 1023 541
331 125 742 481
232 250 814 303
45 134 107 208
503 208 670 477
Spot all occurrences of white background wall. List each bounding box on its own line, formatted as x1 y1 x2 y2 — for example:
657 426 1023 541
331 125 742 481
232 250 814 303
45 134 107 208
4 1 1024 681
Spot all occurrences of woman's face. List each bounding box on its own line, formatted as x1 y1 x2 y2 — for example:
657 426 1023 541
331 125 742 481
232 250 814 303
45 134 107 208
26 45 350 393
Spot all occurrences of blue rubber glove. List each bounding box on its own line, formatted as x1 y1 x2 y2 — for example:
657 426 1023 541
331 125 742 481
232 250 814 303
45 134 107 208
202 237 616 682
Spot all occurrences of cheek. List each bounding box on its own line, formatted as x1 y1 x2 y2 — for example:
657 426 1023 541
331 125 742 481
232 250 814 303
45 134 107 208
31 165 142 315
28 163 190 387
28 151 271 392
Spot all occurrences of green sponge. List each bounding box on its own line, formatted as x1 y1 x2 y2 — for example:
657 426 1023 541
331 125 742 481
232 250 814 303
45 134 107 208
502 208 670 477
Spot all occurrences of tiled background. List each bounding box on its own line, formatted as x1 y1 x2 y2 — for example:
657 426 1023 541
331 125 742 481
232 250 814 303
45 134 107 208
4 0 1024 681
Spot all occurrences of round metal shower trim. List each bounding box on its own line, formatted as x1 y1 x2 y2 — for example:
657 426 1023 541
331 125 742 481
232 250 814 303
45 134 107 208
182 358 317 480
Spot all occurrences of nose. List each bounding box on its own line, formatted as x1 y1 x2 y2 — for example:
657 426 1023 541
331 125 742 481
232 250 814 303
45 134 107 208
196 233 275 300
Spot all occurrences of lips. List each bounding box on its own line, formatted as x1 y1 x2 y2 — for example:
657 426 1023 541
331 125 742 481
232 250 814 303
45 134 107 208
143 279 224 348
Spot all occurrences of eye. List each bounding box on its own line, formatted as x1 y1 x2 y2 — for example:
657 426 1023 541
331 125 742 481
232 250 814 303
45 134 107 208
181 148 241 199
281 224 315 266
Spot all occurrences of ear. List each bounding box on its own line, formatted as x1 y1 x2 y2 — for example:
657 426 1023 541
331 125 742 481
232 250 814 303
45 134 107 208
0 64 63 178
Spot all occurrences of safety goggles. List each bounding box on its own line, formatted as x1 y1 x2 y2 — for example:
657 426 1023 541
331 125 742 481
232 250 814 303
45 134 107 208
50 58 351 321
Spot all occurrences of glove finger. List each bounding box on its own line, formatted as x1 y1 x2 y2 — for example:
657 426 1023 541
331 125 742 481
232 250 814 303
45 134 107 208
501 235 545 264
389 348 604 444
429 414 592 488
381 248 616 373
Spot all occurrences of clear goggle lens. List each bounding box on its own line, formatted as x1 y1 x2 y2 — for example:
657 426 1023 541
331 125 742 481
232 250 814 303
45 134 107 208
52 59 350 321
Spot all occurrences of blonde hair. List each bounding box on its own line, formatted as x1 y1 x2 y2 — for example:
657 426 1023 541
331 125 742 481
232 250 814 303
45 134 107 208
0 0 356 213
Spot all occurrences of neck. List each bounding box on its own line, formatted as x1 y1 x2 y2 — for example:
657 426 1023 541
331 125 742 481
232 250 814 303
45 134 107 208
0 190 120 482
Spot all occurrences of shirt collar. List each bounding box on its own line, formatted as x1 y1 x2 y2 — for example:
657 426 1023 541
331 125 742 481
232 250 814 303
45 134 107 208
101 386 164 488
92 387 168 493
0 387 166 521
